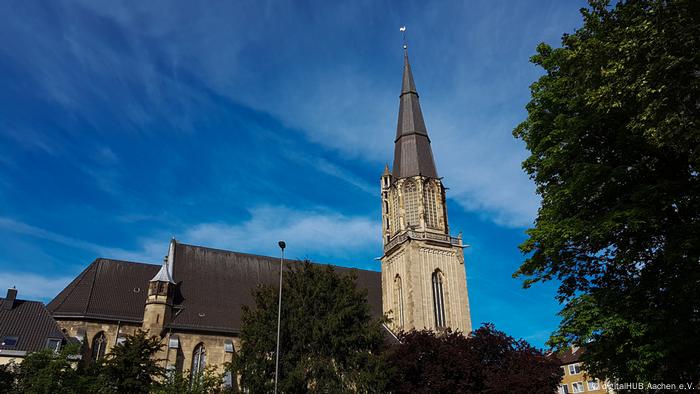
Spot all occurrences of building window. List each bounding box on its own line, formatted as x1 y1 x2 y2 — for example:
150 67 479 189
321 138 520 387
568 363 581 375
391 191 400 234
92 332 107 361
394 275 404 328
46 338 62 352
424 183 439 228
191 343 206 378
571 382 584 393
561 366 567 376
223 371 233 388
224 339 234 353
432 270 446 328
403 181 419 227
1 336 18 347
588 380 600 390
558 385 570 394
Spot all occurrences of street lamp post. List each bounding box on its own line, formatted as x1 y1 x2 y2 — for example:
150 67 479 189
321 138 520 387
274 241 286 394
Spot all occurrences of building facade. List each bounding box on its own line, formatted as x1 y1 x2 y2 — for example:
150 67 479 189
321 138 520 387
380 50 472 333
48 240 382 380
556 347 611 394
44 47 472 381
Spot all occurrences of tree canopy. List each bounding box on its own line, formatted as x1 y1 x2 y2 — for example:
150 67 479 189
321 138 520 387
232 261 388 393
387 324 562 394
514 0 700 384
98 329 165 393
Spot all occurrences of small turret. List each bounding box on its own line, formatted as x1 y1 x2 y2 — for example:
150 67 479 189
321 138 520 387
142 238 176 336
381 164 392 189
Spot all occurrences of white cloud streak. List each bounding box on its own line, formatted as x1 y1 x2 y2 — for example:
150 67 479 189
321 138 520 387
183 206 380 259
1 1 586 227
0 206 381 267
0 272 74 302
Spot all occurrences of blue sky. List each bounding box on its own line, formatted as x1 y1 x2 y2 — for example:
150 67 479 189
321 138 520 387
0 0 588 347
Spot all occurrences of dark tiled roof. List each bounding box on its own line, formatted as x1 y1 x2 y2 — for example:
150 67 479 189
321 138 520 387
392 50 438 179
553 346 585 365
49 243 383 335
48 259 159 322
0 297 66 353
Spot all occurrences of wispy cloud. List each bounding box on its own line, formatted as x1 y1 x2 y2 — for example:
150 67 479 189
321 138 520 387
0 0 567 228
183 206 380 260
0 272 74 302
0 217 163 263
0 205 381 267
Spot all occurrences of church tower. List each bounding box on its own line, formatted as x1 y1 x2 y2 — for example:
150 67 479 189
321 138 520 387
381 49 472 333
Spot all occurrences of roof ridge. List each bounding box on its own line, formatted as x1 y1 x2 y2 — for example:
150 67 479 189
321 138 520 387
97 257 159 267
178 242 285 261
177 242 381 273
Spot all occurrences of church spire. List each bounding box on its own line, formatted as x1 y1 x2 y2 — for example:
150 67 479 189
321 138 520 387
392 48 438 179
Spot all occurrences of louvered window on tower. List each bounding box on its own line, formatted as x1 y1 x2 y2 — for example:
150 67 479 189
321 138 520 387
403 181 419 227
432 270 446 328
424 183 439 228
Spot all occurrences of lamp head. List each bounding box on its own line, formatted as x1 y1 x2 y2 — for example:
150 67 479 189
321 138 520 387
278 241 286 250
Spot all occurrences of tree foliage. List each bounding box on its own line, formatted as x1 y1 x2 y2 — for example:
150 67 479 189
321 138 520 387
387 324 562 394
155 365 232 394
3 344 95 394
513 0 700 384
98 329 165 393
232 261 388 393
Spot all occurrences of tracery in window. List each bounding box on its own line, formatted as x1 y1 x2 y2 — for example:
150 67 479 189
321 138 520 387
92 331 107 361
403 181 419 227
191 343 206 379
424 183 439 228
432 270 446 328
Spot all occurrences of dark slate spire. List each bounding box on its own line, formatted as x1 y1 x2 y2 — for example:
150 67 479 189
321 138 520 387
392 50 438 179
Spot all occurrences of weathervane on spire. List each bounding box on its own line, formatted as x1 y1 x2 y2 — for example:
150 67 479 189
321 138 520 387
400 26 407 50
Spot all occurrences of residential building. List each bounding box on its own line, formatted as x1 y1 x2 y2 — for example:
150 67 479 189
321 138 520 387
0 287 67 365
555 346 611 394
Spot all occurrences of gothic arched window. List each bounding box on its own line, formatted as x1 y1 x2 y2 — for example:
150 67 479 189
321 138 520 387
91 331 107 361
424 183 439 229
394 275 405 328
191 343 206 378
391 191 400 234
432 270 446 328
403 181 419 227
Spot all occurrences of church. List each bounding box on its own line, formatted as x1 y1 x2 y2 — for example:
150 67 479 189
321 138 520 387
47 48 472 377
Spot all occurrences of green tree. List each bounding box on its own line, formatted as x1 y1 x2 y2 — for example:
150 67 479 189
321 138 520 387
513 0 700 386
155 365 233 394
387 324 562 394
232 261 388 393
98 329 164 393
13 344 88 394
0 361 18 394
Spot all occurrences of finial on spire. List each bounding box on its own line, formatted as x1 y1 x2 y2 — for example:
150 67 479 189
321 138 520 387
383 163 391 176
400 26 407 51
150 238 175 283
